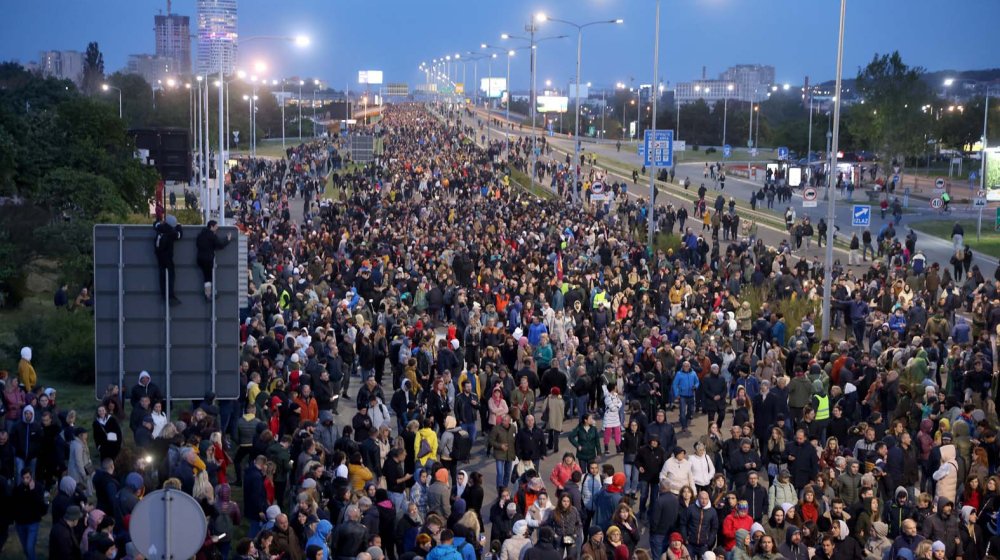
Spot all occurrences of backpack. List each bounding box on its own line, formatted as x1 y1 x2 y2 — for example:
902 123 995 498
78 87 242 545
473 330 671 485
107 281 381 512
452 430 472 461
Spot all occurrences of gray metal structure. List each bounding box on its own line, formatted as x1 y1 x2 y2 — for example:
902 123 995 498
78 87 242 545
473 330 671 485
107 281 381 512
349 134 376 163
93 224 243 403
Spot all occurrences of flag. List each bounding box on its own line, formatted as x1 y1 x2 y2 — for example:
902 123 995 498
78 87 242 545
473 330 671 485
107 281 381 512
555 253 564 282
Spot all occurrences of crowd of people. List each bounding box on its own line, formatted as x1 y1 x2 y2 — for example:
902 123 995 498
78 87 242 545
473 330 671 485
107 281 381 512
2 101 1000 560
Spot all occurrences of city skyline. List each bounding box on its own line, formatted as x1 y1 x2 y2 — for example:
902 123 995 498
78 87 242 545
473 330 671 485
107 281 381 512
1 0 999 90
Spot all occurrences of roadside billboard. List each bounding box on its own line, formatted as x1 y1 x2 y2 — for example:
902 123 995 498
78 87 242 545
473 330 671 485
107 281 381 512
480 78 507 98
358 70 384 85
537 95 569 113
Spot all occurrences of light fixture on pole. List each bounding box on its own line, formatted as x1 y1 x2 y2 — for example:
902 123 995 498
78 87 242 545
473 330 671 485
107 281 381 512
101 84 122 118
647 0 661 253
536 13 623 202
722 83 734 148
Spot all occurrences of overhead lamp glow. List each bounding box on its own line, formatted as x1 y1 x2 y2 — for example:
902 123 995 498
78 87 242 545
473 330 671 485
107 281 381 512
294 35 311 47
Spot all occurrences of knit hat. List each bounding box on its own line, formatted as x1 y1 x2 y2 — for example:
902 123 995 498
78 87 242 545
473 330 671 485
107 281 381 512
737 500 749 511
513 519 528 536
932 541 946 553
301 478 317 489
125 472 144 492
750 523 765 535
609 473 626 493
670 532 684 543
872 521 888 540
435 468 449 484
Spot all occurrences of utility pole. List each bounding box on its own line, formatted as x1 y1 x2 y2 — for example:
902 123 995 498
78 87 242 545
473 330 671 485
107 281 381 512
647 0 661 253
821 0 847 341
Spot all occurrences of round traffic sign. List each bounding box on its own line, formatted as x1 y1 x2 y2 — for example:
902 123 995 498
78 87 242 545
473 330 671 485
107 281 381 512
747 140 754 148
591 181 605 194
934 177 946 190
978 189 987 198
129 489 207 560
803 187 818 201
930 197 943 209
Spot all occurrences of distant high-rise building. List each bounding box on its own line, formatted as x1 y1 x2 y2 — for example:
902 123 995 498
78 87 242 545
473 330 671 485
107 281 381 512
37 50 85 86
155 13 191 74
675 64 776 105
197 0 237 76
127 54 177 86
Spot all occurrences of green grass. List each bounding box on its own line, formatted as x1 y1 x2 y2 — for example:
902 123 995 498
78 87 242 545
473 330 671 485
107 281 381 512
910 218 1000 259
509 168 557 200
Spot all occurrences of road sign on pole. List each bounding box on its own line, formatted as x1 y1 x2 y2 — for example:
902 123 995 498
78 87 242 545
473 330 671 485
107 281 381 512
934 177 946 191
777 146 789 160
642 129 674 167
851 205 871 227
930 197 943 209
803 187 818 208
722 144 732 158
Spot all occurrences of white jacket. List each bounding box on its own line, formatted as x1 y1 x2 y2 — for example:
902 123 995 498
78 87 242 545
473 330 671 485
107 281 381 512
690 452 716 487
659 456 695 494
603 393 623 429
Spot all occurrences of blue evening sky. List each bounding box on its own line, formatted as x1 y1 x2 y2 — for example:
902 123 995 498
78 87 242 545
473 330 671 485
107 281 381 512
1 0 997 90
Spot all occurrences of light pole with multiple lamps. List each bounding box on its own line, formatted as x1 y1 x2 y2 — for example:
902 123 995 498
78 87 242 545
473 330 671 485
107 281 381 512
536 13 623 202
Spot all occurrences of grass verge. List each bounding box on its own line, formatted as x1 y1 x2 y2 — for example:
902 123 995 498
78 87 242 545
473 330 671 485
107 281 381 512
509 169 557 200
910 218 1000 259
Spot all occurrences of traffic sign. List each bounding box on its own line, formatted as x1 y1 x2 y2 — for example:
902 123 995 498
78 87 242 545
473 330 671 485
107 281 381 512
971 171 979 181
930 197 943 209
747 139 754 148
642 129 674 167
934 177 946 191
749 148 758 157
973 197 987 208
892 174 900 184
803 187 818 208
723 144 732 158
852 205 871 227
591 181 605 194
978 189 987 198
777 146 789 160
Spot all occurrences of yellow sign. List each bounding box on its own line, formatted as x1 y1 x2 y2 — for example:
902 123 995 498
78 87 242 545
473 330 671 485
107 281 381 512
455 82 465 95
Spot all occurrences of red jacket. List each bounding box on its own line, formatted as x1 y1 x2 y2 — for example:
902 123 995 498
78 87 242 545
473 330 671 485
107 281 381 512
722 512 753 550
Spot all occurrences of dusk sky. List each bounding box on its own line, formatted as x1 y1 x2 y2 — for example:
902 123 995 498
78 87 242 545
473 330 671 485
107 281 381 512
2 0 998 90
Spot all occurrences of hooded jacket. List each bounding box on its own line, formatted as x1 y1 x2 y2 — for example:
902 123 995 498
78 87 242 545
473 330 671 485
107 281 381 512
933 445 959 503
887 487 917 539
779 526 809 560
10 404 41 461
306 519 332 559
18 347 36 391
685 499 719 547
921 497 962 558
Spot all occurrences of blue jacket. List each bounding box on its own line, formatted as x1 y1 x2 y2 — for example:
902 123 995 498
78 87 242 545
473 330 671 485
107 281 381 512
306 520 332 559
243 464 269 522
672 369 700 398
452 537 477 560
528 322 548 346
888 314 907 335
771 321 787 347
426 542 464 560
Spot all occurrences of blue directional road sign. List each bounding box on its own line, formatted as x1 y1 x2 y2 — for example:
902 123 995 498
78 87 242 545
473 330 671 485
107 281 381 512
642 129 674 167
852 205 872 227
723 144 732 158
777 146 789 160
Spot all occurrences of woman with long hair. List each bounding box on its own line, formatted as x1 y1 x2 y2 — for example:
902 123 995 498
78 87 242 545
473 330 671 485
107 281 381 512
798 487 819 525
549 493 583 556
691 441 716 494
92 404 123 461
752 534 782 560
819 437 840 470
763 506 788 548
610 503 640 555
766 427 788 479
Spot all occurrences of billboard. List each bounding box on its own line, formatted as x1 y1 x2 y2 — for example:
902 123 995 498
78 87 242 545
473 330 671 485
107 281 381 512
480 78 507 98
358 70 384 85
537 95 569 113
455 82 465 95
568 84 589 99
986 147 1000 201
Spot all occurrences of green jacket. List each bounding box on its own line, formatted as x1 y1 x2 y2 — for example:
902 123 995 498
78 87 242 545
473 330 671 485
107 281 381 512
490 423 517 461
787 376 813 409
569 424 602 463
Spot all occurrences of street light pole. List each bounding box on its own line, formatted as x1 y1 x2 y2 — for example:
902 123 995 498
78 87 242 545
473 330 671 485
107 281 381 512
821 0 847 341
280 80 286 151
979 88 995 241
101 84 122 118
298 81 304 139
806 94 814 180
506 50 513 155
537 15 623 202
647 0 661 253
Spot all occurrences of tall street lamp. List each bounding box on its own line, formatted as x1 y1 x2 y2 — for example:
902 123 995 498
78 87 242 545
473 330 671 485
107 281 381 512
821 0 847 341
647 0 662 252
537 13 623 202
722 83 734 148
101 84 122 118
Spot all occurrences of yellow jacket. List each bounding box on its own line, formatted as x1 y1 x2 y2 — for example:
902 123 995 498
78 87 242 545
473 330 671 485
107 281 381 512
18 358 36 392
414 427 439 465
348 463 374 491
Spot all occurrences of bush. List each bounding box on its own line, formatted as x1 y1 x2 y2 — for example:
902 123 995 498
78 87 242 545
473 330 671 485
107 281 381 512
691 145 700 151
1 308 94 384
705 147 717 154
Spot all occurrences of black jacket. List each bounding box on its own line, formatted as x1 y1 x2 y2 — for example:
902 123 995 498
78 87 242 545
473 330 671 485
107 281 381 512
330 520 369 557
635 444 667 483
49 518 82 560
736 483 768 523
786 440 819 489
11 481 47 525
195 226 229 263
515 426 547 462
650 489 680 536
154 220 182 262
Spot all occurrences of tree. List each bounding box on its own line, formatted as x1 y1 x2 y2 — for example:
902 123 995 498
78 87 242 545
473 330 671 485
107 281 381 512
850 51 934 163
81 41 105 95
